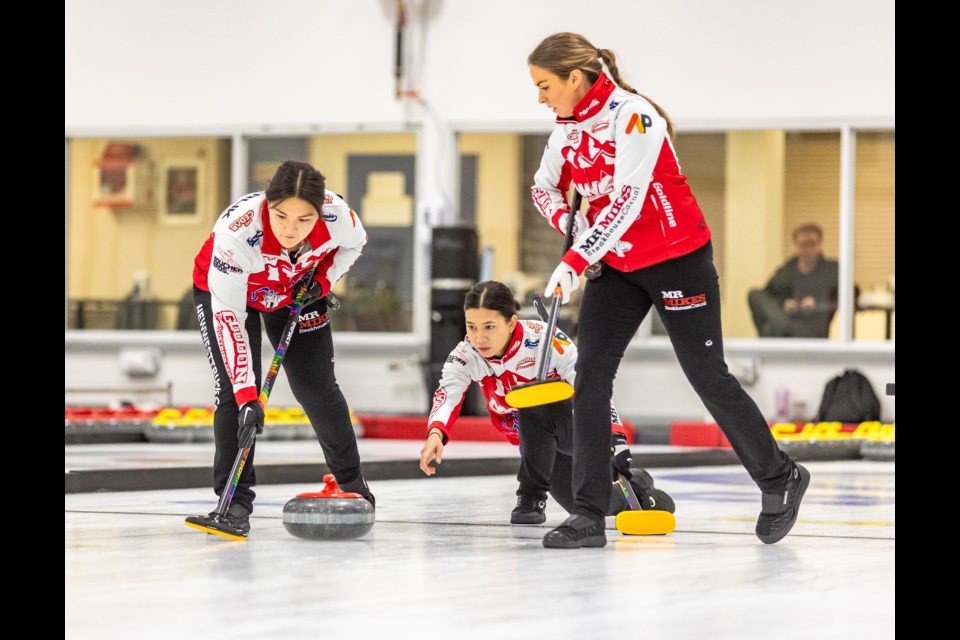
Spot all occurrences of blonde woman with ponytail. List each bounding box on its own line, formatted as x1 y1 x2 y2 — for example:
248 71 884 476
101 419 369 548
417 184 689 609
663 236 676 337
528 32 810 549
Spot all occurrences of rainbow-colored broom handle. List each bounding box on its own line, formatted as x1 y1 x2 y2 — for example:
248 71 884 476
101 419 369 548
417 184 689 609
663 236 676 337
214 265 319 517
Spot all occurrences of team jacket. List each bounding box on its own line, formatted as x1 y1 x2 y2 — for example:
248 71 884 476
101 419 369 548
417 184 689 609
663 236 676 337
193 191 367 406
427 319 624 445
531 73 712 274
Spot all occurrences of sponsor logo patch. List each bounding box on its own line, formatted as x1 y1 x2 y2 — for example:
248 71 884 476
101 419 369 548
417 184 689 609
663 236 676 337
214 311 249 384
516 357 536 370
445 354 468 366
228 210 255 232
592 120 610 134
651 182 677 228
429 386 447 419
523 338 540 349
551 334 571 354
531 188 553 218
221 193 260 219
298 309 330 332
577 185 636 254
661 290 708 311
610 402 622 426
196 305 221 404
626 112 653 135
212 256 242 274
215 246 240 265
249 287 283 308
577 99 599 117
246 230 263 247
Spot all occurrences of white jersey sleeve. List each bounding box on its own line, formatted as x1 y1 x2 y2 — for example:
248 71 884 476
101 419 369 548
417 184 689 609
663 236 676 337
570 103 667 268
427 342 475 441
207 233 262 404
530 129 574 233
317 196 367 294
550 327 578 385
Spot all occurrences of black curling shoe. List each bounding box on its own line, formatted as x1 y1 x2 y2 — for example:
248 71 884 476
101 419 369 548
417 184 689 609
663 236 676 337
511 491 547 524
210 502 251 535
756 463 810 544
542 514 607 549
631 468 676 513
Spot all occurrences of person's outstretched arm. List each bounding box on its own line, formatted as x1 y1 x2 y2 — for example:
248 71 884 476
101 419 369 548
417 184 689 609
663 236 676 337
419 343 473 475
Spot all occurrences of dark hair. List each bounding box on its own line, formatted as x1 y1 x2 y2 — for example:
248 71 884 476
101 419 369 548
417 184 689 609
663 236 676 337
793 223 824 242
265 160 326 214
528 32 675 139
464 281 520 321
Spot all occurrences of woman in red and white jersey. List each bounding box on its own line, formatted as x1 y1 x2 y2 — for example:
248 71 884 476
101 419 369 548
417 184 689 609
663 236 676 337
529 33 809 548
191 160 373 536
418 280 673 524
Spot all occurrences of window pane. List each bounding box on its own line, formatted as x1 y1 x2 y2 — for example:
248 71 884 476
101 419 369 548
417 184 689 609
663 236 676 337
724 131 842 339
853 131 895 341
310 133 418 333
517 133 580 335
448 129 875 345
781 132 842 341
247 137 308 192
67 137 232 331
67 134 420 334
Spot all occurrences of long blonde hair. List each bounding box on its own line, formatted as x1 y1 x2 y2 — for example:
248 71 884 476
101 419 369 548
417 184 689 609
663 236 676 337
528 32 675 139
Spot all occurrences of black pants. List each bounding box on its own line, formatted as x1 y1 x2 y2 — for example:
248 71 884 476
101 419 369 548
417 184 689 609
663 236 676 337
516 399 629 516
517 400 573 509
748 289 832 337
572 242 793 521
194 287 362 513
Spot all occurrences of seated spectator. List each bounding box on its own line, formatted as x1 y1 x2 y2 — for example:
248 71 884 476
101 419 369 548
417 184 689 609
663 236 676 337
748 223 839 337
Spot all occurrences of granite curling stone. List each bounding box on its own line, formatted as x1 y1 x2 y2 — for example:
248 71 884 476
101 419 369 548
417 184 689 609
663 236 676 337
282 473 375 540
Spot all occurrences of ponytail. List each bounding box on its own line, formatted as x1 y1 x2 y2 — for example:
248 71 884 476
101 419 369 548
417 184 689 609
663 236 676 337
597 48 675 140
529 33 675 140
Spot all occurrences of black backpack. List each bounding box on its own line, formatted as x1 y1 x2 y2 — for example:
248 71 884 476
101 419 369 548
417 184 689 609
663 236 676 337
814 369 881 423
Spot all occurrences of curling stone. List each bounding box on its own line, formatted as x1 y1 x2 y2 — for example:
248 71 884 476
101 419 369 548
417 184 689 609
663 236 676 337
145 408 193 443
281 407 313 440
282 473 374 540
264 407 298 441
184 407 215 443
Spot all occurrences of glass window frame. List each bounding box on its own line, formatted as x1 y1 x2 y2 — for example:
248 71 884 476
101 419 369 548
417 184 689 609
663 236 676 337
64 125 427 352
450 121 894 356
64 121 893 357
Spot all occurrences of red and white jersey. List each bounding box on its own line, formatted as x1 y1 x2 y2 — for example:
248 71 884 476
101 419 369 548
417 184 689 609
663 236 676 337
428 319 624 445
531 73 711 274
193 191 366 406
